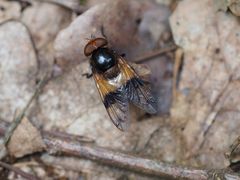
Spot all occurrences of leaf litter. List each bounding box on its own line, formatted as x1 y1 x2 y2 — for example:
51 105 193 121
0 0 240 179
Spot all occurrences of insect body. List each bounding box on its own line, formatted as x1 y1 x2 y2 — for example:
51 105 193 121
84 37 157 131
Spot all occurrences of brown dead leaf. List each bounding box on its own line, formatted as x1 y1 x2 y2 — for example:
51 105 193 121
20 1 72 84
0 21 38 122
54 3 105 71
170 0 240 168
7 117 45 158
21 1 72 49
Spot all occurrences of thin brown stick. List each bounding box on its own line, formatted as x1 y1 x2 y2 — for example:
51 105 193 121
0 121 239 179
43 131 208 179
42 130 94 143
0 161 39 180
133 44 177 63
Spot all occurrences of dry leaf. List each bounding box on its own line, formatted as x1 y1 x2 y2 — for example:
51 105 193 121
21 1 72 49
170 0 240 168
54 3 105 71
7 117 45 158
0 21 37 122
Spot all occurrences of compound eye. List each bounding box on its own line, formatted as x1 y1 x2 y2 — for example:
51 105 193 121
84 38 108 56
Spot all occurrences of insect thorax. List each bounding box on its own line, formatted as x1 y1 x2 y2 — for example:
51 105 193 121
103 65 121 80
91 47 117 72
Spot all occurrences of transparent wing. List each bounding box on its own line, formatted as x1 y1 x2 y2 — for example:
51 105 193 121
103 89 129 130
125 77 157 114
118 57 157 114
92 71 130 131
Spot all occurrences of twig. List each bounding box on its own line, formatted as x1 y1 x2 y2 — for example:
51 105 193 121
42 130 94 143
0 120 239 179
42 132 209 179
0 161 39 180
133 44 177 63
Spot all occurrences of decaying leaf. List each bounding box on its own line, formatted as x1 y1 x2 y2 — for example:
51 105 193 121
21 1 72 49
2 0 240 178
0 21 37 122
7 117 45 158
20 1 73 82
170 0 240 168
54 3 105 71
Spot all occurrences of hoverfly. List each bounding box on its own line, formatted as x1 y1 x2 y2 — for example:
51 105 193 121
84 37 157 131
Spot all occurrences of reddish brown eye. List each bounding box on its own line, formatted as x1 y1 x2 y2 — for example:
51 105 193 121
84 37 108 56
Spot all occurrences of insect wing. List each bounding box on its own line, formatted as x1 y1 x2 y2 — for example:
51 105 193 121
92 71 130 131
118 57 157 114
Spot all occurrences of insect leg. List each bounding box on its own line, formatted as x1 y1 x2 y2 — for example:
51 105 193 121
100 25 107 38
82 72 93 79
